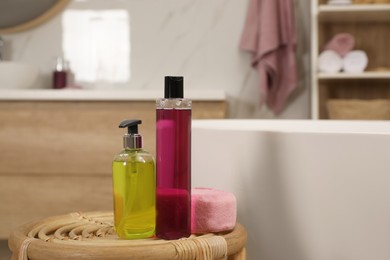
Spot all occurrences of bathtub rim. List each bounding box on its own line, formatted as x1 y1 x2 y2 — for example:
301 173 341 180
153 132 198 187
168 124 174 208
192 119 390 135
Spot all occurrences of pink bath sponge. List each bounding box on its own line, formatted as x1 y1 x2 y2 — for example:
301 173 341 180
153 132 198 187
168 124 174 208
191 188 237 234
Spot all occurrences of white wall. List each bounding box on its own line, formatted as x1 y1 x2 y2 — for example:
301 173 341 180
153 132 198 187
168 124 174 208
2 0 310 119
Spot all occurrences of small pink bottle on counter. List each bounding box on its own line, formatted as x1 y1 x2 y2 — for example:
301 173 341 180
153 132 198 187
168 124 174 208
53 57 67 89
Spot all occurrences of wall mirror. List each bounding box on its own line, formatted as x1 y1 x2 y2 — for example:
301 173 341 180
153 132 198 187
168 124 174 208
0 0 70 34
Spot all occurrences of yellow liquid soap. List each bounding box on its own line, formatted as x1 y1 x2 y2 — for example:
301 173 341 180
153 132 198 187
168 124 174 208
112 150 156 239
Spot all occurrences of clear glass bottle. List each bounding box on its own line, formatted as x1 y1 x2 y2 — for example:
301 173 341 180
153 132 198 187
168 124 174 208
113 119 156 239
156 76 192 240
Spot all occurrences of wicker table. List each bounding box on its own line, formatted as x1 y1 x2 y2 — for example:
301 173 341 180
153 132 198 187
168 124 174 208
8 211 247 260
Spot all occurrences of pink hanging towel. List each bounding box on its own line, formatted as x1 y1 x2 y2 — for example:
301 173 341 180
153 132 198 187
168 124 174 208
240 0 297 114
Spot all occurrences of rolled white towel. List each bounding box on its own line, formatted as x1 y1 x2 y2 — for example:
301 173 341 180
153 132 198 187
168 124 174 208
343 50 368 73
318 50 343 73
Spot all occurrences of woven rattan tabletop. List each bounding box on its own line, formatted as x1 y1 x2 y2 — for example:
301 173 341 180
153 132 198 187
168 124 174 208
9 211 247 260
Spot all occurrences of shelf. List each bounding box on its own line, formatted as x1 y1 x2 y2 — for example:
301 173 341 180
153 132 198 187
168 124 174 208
318 4 390 22
318 72 390 80
312 0 390 119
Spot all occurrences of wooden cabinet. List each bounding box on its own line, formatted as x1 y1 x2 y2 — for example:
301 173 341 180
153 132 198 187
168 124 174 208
0 96 226 239
311 0 390 119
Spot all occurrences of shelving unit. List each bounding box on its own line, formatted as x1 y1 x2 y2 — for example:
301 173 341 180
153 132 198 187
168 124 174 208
311 0 390 119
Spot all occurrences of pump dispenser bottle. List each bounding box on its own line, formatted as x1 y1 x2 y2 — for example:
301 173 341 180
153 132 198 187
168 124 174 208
112 119 156 239
156 76 192 240
53 56 67 89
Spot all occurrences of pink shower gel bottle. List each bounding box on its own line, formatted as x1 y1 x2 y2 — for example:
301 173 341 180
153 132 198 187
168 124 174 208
156 76 191 240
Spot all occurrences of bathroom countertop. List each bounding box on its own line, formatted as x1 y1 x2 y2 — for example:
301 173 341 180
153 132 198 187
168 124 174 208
0 89 226 101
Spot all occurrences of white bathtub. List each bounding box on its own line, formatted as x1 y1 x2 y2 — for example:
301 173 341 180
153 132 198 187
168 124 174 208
192 120 390 260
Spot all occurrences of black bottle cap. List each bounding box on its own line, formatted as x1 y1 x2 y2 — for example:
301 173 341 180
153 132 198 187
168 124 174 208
119 119 142 134
164 76 184 98
118 119 142 149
